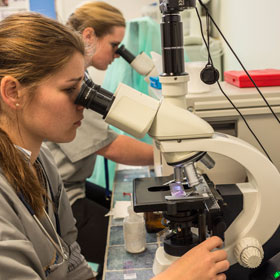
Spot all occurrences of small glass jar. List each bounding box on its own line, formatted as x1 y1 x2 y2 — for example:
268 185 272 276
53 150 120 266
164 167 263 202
144 211 166 233
123 206 146 253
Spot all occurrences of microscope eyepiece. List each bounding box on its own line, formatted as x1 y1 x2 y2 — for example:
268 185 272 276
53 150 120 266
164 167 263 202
160 12 186 76
75 73 115 118
116 45 135 64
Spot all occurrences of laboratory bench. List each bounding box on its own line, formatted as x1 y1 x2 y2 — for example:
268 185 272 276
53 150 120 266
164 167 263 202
102 166 160 280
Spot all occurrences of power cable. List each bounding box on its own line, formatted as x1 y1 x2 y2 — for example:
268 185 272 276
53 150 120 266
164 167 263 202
198 0 280 124
195 5 273 162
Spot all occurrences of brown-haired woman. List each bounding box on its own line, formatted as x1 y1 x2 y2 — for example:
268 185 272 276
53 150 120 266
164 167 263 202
46 1 154 270
0 12 95 279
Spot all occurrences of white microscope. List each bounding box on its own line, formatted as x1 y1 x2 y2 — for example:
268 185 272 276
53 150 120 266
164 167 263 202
75 1 280 279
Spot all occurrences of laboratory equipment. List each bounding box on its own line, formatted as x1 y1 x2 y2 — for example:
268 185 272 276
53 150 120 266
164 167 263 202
123 205 146 253
116 44 158 83
182 0 210 45
224 69 280 88
250 251 280 280
75 1 280 279
75 54 280 280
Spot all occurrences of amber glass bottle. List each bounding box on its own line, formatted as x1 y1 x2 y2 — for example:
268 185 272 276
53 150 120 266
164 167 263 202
144 211 166 233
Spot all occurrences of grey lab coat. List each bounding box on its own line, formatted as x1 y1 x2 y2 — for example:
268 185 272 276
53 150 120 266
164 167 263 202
0 144 94 279
45 109 118 205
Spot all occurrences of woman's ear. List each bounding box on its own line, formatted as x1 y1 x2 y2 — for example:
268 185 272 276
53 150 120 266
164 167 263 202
82 27 96 44
0 76 21 109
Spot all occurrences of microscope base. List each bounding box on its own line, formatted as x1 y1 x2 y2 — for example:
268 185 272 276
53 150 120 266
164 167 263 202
152 246 179 275
153 225 280 279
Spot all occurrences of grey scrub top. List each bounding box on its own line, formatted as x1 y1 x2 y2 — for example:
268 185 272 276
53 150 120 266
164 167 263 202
0 144 94 279
45 109 118 205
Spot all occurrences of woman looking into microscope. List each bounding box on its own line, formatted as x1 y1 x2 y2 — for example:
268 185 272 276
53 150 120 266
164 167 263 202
0 12 95 279
45 1 154 268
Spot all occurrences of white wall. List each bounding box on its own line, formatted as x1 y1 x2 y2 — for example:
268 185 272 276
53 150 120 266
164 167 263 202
218 0 280 71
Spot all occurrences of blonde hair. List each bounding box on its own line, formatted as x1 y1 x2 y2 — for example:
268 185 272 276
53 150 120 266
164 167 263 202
67 1 126 37
0 12 84 215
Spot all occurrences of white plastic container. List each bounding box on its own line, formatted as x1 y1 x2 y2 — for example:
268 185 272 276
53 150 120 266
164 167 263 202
185 61 211 93
123 205 146 253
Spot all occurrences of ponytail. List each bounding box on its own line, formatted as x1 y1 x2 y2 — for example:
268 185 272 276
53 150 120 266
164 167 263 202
0 124 46 216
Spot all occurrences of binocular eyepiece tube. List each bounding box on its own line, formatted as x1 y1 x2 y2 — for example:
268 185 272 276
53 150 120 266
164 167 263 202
75 73 115 118
115 45 135 64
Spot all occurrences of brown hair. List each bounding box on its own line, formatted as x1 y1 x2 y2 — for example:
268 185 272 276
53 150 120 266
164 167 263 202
0 12 84 215
67 1 126 37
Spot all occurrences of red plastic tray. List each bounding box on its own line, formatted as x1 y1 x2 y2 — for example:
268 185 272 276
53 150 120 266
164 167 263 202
224 69 280 88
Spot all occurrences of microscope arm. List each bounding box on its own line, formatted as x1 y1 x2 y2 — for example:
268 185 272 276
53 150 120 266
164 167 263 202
159 133 280 266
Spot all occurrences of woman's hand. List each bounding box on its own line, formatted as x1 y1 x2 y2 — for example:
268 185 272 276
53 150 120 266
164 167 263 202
152 236 230 280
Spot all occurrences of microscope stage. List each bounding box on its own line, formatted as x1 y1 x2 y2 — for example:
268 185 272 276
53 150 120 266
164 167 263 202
133 175 215 213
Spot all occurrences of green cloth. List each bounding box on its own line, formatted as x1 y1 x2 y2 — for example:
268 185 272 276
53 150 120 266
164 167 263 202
103 16 162 144
103 16 161 95
87 262 99 273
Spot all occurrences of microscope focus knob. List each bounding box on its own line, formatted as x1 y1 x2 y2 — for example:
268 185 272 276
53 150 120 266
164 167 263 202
234 237 264 268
